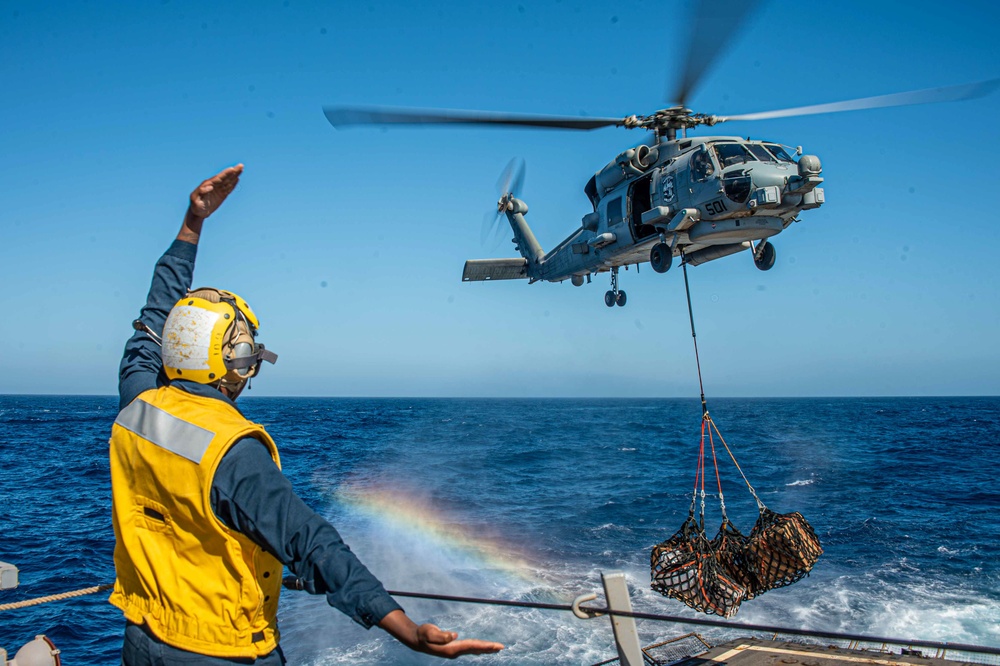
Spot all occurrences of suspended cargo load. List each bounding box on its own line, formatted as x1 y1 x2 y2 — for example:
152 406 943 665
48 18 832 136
650 263 822 616
744 507 823 595
649 413 822 616
709 519 753 597
651 517 747 618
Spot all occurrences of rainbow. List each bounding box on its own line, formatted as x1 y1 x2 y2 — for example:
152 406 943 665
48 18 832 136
335 483 541 585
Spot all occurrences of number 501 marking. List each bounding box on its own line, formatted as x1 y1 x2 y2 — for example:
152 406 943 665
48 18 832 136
705 200 727 215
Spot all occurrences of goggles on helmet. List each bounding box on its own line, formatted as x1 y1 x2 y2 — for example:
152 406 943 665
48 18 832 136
222 305 278 378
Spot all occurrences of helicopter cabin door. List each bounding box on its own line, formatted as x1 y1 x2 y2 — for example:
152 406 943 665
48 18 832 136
628 174 656 242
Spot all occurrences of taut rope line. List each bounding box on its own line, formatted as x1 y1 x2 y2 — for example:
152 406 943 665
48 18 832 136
0 583 113 612
682 260 708 417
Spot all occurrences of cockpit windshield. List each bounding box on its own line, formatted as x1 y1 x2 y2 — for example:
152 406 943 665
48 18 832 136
712 142 757 168
746 144 775 162
763 143 796 162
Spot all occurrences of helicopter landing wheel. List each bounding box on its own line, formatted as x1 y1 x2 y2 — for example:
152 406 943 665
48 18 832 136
606 266 626 307
754 241 776 271
650 243 672 273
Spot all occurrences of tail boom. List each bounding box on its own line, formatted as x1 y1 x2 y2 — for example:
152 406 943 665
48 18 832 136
505 199 545 265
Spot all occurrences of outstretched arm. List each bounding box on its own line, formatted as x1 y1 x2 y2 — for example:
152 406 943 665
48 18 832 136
117 164 244 410
379 610 504 659
212 440 504 659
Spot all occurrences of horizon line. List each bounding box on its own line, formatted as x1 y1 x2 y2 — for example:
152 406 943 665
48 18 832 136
1 393 998 400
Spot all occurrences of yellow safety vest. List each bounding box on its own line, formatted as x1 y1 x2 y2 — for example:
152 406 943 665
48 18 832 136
109 386 283 659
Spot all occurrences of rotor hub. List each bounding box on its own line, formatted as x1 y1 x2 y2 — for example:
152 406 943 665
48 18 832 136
622 107 723 134
497 193 512 213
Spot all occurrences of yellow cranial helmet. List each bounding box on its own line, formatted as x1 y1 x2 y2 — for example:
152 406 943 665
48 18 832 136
161 288 278 390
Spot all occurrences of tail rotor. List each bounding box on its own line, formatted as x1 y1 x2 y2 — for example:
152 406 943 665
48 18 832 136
481 157 525 250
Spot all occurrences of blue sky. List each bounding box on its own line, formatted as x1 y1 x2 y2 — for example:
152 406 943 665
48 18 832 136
2 0 999 397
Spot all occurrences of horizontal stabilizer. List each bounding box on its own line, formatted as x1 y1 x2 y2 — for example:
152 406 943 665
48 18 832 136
462 258 529 281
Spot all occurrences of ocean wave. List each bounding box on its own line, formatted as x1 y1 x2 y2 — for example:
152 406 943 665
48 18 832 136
734 572 1000 648
589 522 633 535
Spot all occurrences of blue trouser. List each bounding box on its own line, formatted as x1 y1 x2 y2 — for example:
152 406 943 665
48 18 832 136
121 623 286 666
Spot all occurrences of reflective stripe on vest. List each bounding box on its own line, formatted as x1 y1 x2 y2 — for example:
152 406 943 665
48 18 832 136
114 399 214 463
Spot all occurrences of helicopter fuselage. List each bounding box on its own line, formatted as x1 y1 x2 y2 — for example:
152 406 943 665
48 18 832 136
462 135 825 292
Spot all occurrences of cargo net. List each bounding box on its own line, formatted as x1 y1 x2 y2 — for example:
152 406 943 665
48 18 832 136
651 414 822 617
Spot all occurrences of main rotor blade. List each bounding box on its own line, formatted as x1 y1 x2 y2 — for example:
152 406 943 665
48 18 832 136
669 0 761 107
720 79 1000 122
323 106 624 131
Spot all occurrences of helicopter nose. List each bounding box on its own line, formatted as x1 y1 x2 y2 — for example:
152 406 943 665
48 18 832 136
782 155 825 196
747 185 782 210
798 154 822 176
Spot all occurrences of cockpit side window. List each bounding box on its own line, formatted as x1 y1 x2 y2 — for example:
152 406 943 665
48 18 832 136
763 144 796 162
712 142 756 168
690 147 715 182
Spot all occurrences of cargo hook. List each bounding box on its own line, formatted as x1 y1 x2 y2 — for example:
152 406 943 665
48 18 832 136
572 592 604 619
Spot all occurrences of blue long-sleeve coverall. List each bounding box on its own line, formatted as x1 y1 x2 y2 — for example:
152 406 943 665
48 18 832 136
117 239 402 665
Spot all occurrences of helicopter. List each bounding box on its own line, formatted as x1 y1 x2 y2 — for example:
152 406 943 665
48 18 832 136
323 3 997 308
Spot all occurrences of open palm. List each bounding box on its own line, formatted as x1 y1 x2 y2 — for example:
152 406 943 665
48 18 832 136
189 164 243 219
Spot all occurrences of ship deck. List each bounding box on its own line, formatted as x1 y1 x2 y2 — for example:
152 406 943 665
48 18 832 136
595 635 1000 666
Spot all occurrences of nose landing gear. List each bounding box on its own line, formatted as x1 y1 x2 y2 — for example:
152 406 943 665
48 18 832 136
650 242 673 273
605 266 627 307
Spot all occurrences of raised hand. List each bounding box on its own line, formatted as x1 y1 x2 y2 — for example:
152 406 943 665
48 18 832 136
189 164 244 219
177 164 244 244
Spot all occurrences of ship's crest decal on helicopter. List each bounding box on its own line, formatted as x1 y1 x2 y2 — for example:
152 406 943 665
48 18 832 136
661 174 675 204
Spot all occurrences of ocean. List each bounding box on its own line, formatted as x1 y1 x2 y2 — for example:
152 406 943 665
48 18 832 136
1 395 998 664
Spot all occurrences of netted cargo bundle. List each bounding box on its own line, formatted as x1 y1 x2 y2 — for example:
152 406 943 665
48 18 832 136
710 519 756 597
651 517 747 617
744 507 823 594
650 412 821 616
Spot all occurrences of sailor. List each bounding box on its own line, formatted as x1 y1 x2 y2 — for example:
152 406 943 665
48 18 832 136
110 164 504 664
